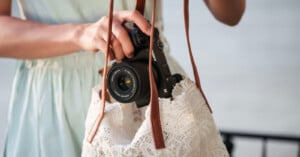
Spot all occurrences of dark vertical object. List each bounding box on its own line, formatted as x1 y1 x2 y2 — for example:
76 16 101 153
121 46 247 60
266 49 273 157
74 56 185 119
262 138 267 157
298 142 300 157
223 135 234 156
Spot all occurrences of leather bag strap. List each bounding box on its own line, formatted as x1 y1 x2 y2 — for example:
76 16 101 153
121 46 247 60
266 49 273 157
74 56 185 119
183 0 212 113
147 0 165 149
135 0 145 14
87 0 114 143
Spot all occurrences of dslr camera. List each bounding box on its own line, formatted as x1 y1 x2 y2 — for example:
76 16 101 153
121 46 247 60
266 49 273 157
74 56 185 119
107 26 182 108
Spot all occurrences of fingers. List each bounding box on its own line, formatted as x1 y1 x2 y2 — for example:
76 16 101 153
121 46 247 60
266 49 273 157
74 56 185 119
111 19 135 58
97 22 129 60
110 35 125 61
114 10 151 35
92 10 150 61
93 38 115 61
98 16 135 59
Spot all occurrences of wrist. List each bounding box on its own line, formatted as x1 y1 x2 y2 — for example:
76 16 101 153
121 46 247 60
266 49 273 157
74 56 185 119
72 23 91 51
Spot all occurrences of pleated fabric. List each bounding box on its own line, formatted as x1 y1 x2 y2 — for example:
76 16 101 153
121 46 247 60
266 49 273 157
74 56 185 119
4 53 104 157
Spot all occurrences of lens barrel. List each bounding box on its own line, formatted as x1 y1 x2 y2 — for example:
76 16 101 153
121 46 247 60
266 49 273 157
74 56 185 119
107 61 154 107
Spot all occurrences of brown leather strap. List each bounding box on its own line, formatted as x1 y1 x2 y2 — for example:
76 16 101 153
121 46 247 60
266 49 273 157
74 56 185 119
87 0 114 143
135 0 145 14
183 0 212 113
135 0 165 149
148 0 165 149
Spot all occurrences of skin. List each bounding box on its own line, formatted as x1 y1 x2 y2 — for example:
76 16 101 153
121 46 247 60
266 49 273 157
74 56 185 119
0 0 245 60
204 0 246 25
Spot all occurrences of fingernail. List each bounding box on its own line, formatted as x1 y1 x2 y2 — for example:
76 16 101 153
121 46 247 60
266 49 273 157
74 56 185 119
127 52 134 58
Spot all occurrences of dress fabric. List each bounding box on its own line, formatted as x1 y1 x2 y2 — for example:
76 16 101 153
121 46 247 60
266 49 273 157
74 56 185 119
4 0 184 157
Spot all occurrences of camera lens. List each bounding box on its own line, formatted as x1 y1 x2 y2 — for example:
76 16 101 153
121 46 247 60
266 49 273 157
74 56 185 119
107 64 138 103
107 61 157 107
117 75 132 91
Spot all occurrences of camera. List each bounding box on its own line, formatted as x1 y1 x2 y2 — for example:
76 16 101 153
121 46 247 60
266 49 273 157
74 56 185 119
106 26 182 108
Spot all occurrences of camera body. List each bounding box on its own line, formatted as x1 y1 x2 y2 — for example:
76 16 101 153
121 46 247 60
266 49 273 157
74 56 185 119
107 27 182 108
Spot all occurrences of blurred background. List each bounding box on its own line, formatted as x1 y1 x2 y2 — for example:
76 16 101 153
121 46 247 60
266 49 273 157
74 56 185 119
1 0 300 156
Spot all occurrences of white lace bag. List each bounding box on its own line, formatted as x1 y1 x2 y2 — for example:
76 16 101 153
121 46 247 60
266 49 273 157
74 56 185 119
82 78 229 157
81 0 229 156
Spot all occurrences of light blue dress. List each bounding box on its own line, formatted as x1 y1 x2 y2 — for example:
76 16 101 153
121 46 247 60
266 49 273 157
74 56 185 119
3 0 183 157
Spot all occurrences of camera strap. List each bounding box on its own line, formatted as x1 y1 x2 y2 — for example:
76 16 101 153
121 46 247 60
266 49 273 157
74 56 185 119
87 0 114 143
183 0 212 113
147 0 166 149
135 0 145 14
87 0 212 149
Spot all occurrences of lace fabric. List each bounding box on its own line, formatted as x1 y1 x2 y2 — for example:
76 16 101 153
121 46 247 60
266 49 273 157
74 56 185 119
82 78 229 157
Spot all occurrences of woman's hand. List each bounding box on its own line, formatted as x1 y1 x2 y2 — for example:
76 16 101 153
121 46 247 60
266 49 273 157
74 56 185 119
75 10 151 61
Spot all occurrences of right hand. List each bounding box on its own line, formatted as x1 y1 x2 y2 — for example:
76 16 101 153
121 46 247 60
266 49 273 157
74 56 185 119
75 10 151 61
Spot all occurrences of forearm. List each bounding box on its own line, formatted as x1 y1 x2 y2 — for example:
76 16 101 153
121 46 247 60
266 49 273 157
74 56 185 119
0 16 82 59
0 10 151 60
204 0 245 26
